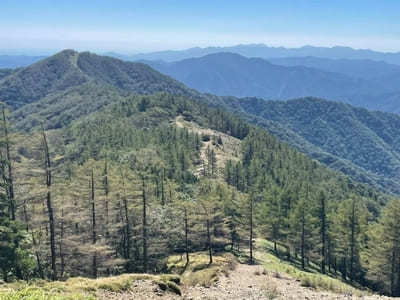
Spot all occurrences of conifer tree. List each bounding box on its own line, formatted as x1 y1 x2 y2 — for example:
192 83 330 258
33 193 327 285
289 190 315 270
367 199 400 296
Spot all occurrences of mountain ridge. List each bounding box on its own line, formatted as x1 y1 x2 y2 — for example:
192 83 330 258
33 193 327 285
0 49 197 111
143 52 399 113
128 44 400 64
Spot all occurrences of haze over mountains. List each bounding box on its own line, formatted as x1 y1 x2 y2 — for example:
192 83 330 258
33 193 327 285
0 55 45 68
1 50 400 194
123 44 400 65
268 56 400 80
144 52 400 114
2 44 400 114
3 43 400 66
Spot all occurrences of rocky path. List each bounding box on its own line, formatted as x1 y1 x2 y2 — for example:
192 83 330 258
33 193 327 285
182 263 392 300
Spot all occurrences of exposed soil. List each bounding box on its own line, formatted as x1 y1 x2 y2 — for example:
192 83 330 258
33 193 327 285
174 115 241 178
97 263 393 300
182 263 392 300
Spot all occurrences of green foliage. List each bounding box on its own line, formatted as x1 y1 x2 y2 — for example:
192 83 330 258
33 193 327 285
0 287 90 300
0 144 34 281
0 52 395 297
366 199 400 296
0 50 192 111
0 69 13 80
226 96 400 195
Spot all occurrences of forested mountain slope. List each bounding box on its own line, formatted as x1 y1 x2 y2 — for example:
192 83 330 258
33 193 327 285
1 50 399 297
0 49 195 110
2 50 400 196
0 68 14 80
220 96 400 194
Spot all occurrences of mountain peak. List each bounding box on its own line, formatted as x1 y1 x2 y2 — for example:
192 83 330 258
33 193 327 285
57 49 78 56
0 50 194 117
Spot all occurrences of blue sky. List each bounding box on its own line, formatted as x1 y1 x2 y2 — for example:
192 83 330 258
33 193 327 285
0 0 399 54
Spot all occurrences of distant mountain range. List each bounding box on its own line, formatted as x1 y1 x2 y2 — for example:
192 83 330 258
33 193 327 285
268 56 400 80
123 44 400 65
3 44 400 68
143 52 400 114
1 50 400 193
2 44 400 114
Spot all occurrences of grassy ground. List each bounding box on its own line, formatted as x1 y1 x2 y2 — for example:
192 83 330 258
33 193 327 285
0 244 372 299
257 239 368 296
0 273 181 300
0 252 236 300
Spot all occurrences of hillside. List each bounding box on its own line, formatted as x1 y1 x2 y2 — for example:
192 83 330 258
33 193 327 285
220 96 400 194
0 68 14 80
2 92 393 297
0 50 399 297
0 50 195 110
2 51 400 195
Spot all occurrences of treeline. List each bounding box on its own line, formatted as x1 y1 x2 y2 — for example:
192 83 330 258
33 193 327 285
0 93 399 296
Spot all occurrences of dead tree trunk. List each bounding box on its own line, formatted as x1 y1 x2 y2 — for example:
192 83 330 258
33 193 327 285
91 169 97 278
184 207 189 266
301 204 306 270
320 193 326 274
2 108 15 221
104 158 109 237
41 125 57 280
161 168 165 206
249 194 254 264
59 208 65 278
142 176 148 273
206 217 213 265
120 170 131 262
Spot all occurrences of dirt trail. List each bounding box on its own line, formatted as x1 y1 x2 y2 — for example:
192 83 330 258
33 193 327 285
175 115 241 178
182 263 391 300
95 254 394 299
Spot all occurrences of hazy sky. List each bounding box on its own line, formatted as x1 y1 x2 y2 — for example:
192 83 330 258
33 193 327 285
0 0 399 54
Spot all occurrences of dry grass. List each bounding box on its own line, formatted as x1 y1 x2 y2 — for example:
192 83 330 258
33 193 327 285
0 273 181 300
166 252 237 287
257 239 368 296
263 283 280 300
